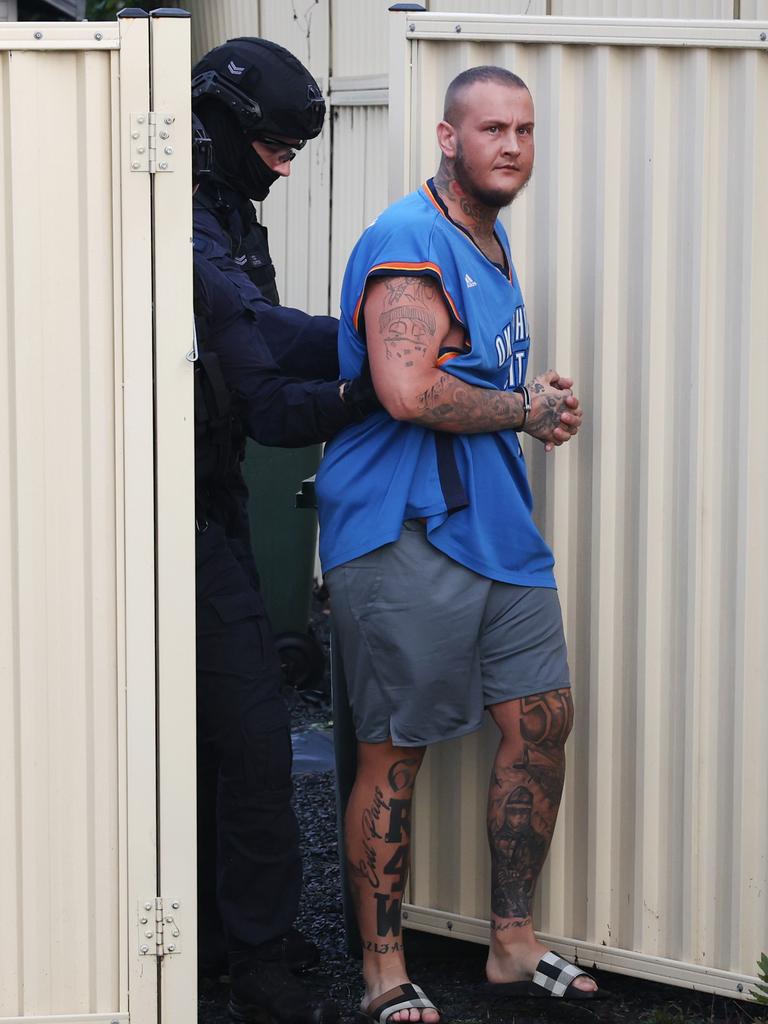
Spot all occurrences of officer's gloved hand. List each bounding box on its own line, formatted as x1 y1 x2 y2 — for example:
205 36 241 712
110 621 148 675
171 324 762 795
340 361 381 421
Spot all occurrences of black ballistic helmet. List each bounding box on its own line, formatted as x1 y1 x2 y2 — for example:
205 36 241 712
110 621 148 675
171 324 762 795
191 37 325 142
191 113 213 183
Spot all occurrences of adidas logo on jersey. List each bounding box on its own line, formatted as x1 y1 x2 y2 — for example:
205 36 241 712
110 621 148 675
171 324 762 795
464 274 477 288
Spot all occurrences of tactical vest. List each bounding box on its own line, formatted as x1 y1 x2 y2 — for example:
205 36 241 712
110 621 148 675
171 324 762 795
236 218 279 306
193 317 246 521
218 194 279 305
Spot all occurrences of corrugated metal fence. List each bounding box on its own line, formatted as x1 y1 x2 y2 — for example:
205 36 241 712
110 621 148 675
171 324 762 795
0 24 126 1017
0 13 196 1022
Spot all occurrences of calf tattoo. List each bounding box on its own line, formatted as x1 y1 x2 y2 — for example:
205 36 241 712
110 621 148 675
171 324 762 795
489 783 547 919
363 939 404 955
383 844 408 892
376 787 412 936
388 757 420 792
489 689 573 921
385 799 411 843
348 787 386 889
348 753 421 946
376 891 402 937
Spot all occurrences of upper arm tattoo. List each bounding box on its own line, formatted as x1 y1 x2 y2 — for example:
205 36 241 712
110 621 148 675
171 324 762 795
376 277 440 365
367 273 529 434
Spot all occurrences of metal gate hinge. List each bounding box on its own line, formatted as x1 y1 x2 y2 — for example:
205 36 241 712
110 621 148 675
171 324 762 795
130 112 175 173
138 897 182 957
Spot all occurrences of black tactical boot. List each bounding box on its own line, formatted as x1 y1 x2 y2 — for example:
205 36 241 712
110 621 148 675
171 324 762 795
281 928 320 972
228 953 338 1024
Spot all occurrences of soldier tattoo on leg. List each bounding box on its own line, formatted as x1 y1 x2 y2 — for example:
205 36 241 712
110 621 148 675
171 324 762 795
488 689 573 922
489 785 546 919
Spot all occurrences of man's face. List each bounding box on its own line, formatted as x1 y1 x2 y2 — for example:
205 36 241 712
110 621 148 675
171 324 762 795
250 134 303 178
450 81 534 208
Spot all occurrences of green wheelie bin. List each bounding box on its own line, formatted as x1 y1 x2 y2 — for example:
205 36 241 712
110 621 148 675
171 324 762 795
241 441 325 689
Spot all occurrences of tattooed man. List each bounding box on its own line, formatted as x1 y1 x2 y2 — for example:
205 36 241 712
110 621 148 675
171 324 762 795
316 67 597 1022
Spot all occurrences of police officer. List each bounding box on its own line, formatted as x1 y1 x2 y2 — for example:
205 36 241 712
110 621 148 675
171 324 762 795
192 37 343 386
191 106 370 1023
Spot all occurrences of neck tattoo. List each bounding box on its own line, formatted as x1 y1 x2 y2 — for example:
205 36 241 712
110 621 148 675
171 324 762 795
434 160 502 262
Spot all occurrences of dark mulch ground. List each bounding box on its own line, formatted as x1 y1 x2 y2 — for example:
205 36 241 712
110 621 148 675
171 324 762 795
198 590 768 1024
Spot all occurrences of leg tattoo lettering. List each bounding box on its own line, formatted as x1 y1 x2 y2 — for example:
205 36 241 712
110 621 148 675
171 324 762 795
349 785 393 888
388 757 420 793
345 745 423 965
363 939 404 955
375 892 402 937
383 844 408 893
385 799 411 843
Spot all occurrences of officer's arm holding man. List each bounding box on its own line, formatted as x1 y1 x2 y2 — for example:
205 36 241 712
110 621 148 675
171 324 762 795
193 206 343 383
193 242 374 447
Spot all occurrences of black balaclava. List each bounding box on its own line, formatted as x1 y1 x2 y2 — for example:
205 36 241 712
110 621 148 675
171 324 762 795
192 37 325 203
195 97 278 201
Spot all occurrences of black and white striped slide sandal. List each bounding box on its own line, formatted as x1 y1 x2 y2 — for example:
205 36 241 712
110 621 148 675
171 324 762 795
356 982 441 1022
484 950 607 1000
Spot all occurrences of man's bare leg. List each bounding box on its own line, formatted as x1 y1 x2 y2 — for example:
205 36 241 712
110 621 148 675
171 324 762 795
485 689 595 993
345 739 440 1023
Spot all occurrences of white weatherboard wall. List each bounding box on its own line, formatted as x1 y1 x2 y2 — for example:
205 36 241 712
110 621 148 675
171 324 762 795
387 10 768 997
0 13 196 1023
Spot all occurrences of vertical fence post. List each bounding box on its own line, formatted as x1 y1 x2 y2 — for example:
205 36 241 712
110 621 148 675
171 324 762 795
149 8 197 1021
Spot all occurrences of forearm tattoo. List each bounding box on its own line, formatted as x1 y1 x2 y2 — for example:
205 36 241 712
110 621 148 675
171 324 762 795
488 689 573 921
415 373 525 433
374 276 576 437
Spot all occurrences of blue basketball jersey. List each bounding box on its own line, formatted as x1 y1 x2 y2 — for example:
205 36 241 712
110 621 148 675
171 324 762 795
316 180 555 587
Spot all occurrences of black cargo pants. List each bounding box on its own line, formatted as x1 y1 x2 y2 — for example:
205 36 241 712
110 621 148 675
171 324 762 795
196 519 301 970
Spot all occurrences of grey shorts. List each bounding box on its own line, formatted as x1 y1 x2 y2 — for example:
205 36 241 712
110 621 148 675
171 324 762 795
325 521 570 746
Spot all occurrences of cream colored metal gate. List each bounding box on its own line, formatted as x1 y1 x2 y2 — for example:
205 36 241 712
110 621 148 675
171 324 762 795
0 11 195 1023
386 10 768 998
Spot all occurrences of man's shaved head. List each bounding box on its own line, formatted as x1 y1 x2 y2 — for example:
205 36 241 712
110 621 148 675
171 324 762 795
443 66 529 126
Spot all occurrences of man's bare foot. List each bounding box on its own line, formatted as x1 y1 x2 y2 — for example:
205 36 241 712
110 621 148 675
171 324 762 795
487 938 597 994
360 977 441 1022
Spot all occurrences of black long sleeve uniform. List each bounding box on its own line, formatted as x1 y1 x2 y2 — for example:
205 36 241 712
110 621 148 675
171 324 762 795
193 190 365 966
